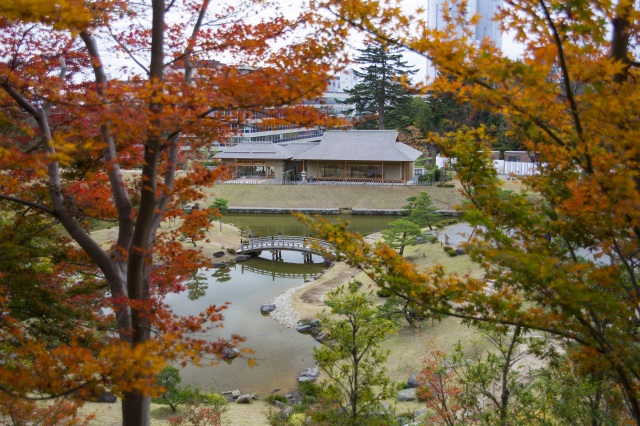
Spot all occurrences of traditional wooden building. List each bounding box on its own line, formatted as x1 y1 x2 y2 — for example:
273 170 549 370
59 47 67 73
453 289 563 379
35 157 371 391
295 131 421 183
214 130 422 183
213 142 291 179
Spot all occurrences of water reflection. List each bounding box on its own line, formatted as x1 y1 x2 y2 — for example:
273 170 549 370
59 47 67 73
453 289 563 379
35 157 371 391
167 251 326 394
186 271 208 300
239 259 321 282
211 267 232 283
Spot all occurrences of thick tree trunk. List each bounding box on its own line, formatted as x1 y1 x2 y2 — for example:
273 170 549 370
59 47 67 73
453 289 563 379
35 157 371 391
122 391 151 426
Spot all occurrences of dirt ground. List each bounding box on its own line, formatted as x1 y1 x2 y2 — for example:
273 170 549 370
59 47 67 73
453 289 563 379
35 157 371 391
77 399 272 425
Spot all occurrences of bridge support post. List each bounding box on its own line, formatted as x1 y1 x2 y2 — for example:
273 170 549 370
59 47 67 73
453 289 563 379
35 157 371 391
271 250 282 261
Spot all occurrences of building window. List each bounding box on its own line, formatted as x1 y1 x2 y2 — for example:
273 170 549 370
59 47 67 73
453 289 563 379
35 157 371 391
235 162 274 178
507 155 520 162
319 163 382 179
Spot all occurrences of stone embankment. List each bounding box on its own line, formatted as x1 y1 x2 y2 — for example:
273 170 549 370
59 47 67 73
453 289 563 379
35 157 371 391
228 206 462 216
228 207 339 215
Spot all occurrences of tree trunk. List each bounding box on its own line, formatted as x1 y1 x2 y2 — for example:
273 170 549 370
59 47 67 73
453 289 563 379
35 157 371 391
399 232 406 255
378 104 385 130
122 391 151 426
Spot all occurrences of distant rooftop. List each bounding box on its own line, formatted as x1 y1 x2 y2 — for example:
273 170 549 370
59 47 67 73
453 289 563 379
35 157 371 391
214 130 422 162
214 142 292 160
295 130 422 162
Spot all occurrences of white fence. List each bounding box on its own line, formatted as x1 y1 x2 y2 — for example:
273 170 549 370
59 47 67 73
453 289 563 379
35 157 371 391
436 155 540 177
220 178 415 186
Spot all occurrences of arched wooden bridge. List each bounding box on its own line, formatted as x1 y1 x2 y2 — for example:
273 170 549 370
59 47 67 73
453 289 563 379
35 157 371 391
238 236 335 261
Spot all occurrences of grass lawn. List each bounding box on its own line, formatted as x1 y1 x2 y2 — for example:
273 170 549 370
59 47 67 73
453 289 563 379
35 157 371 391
205 184 465 210
364 228 489 385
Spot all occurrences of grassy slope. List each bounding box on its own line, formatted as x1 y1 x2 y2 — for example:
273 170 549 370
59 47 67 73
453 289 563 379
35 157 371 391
205 184 464 210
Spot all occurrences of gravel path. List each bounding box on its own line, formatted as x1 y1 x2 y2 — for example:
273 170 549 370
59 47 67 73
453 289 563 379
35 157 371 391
268 233 381 329
268 280 314 328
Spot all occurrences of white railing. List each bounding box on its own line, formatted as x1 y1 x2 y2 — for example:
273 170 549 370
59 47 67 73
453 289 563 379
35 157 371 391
436 155 541 177
238 236 335 255
219 179 413 186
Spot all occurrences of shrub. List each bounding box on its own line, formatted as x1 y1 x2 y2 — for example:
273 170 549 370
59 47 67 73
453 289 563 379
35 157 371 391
265 394 288 406
433 167 442 182
152 367 226 413
298 380 321 405
443 246 458 257
376 288 392 298
418 173 432 184
426 235 439 244
287 413 306 426
226 247 236 255
168 400 224 426
266 408 288 426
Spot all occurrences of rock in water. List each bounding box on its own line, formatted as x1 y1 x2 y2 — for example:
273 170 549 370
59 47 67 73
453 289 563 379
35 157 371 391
260 304 276 315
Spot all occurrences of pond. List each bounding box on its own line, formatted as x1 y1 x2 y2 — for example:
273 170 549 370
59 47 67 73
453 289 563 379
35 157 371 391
222 213 399 237
165 250 326 395
166 214 402 394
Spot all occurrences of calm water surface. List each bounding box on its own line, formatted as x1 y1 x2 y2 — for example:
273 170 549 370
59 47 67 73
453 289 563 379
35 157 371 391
167 215 398 394
165 251 325 395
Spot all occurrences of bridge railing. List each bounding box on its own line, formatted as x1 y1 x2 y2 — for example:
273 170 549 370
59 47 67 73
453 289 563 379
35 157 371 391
239 236 334 255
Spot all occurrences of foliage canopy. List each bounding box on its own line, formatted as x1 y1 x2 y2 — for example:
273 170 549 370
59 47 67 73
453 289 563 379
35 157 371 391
304 0 640 422
0 0 344 424
313 284 397 424
342 40 417 130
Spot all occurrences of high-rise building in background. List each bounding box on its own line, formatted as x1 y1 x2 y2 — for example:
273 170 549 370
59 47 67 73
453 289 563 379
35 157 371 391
427 0 503 79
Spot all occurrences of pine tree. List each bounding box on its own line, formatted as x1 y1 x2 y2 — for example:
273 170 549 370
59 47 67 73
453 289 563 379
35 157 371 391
381 219 422 256
343 40 417 130
404 191 440 230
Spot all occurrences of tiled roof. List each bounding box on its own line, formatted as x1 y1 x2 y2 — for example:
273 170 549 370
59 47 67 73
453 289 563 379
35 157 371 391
294 130 422 161
278 142 320 157
214 131 422 162
214 142 292 160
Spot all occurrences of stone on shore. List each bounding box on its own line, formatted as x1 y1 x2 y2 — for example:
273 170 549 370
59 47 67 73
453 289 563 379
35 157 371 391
298 367 320 383
260 304 276 315
397 388 417 402
236 394 253 404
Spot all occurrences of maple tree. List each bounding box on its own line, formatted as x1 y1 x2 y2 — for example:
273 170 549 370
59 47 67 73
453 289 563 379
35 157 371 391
304 0 640 422
0 0 344 425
